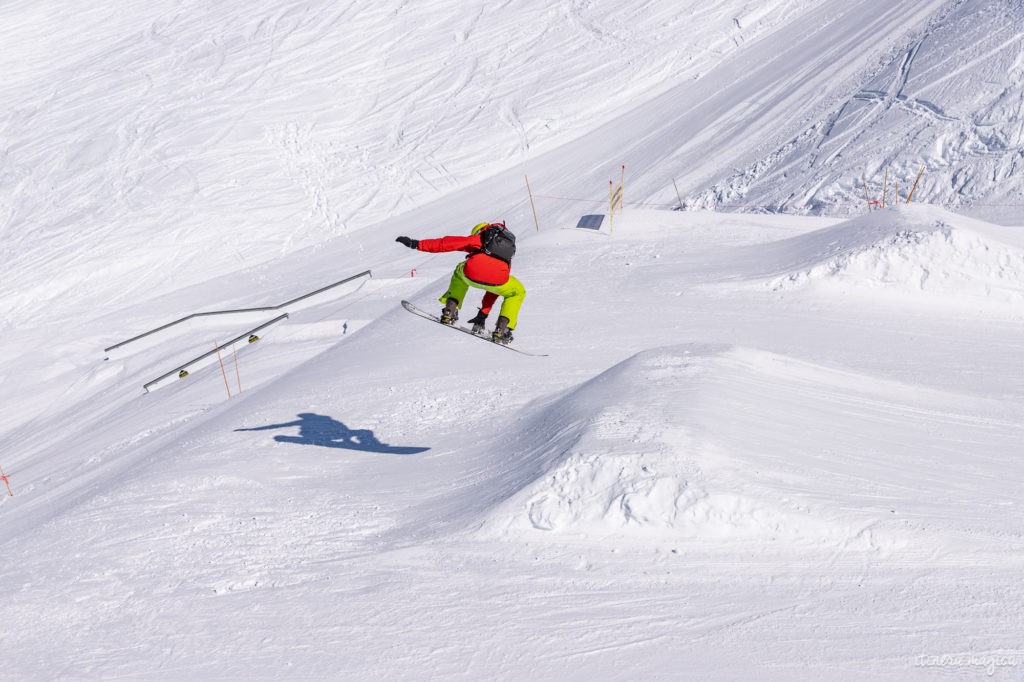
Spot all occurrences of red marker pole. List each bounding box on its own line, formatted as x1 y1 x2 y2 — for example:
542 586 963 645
609 180 614 233
1 465 13 496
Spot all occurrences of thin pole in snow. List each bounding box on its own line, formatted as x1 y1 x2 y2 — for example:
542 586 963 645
620 165 625 210
609 180 614 234
215 341 232 399
672 178 684 211
233 344 242 395
0 465 12 496
525 175 540 232
906 165 926 203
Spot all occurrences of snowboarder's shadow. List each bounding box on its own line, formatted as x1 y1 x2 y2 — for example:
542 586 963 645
236 413 428 455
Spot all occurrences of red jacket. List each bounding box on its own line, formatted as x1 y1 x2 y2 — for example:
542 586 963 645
417 234 511 286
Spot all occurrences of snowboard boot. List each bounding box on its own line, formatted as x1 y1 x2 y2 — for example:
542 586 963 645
440 298 459 325
467 309 489 335
491 315 514 345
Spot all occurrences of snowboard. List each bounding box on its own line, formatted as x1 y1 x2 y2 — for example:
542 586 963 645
401 300 547 356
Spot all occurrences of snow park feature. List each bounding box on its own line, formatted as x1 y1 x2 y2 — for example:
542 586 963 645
100 269 373 391
3 0 1024 679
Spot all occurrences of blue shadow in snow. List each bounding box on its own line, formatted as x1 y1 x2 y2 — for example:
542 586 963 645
236 413 429 455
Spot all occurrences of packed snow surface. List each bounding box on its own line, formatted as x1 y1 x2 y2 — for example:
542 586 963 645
2 0 1024 679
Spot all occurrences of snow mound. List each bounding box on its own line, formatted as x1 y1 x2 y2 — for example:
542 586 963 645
479 345 892 548
761 207 1024 304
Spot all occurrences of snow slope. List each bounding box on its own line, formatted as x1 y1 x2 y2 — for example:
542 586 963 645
3 0 1024 679
693 0 1024 215
0 0 823 328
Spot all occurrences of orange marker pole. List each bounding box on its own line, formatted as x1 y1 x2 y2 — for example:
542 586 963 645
232 344 242 395
1 465 13 496
621 165 625 208
215 341 232 399
906 165 926 203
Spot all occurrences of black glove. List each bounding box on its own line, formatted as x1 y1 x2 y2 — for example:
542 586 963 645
396 236 419 249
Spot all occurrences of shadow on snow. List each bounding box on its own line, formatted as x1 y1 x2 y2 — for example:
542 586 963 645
236 413 429 455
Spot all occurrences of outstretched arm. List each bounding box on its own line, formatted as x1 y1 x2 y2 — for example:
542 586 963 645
416 234 482 253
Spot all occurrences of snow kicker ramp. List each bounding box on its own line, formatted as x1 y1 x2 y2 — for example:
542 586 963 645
709 205 1024 310
477 343 1022 551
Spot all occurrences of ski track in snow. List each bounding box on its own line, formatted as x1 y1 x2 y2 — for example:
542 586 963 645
694 0 1024 216
3 0 1024 678
0 0 815 330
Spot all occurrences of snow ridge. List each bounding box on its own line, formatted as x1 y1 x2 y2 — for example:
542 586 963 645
710 205 1024 310
481 345 900 549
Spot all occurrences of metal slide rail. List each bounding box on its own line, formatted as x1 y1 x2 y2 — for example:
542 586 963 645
142 314 289 393
105 270 372 355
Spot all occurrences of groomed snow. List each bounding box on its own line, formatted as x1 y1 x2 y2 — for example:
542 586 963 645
2 1 1024 679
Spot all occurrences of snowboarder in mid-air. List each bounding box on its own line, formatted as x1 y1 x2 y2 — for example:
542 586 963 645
396 222 525 345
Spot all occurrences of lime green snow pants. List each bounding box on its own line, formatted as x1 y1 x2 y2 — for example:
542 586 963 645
439 262 526 329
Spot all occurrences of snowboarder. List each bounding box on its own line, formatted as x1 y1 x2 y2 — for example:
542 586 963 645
396 222 525 344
